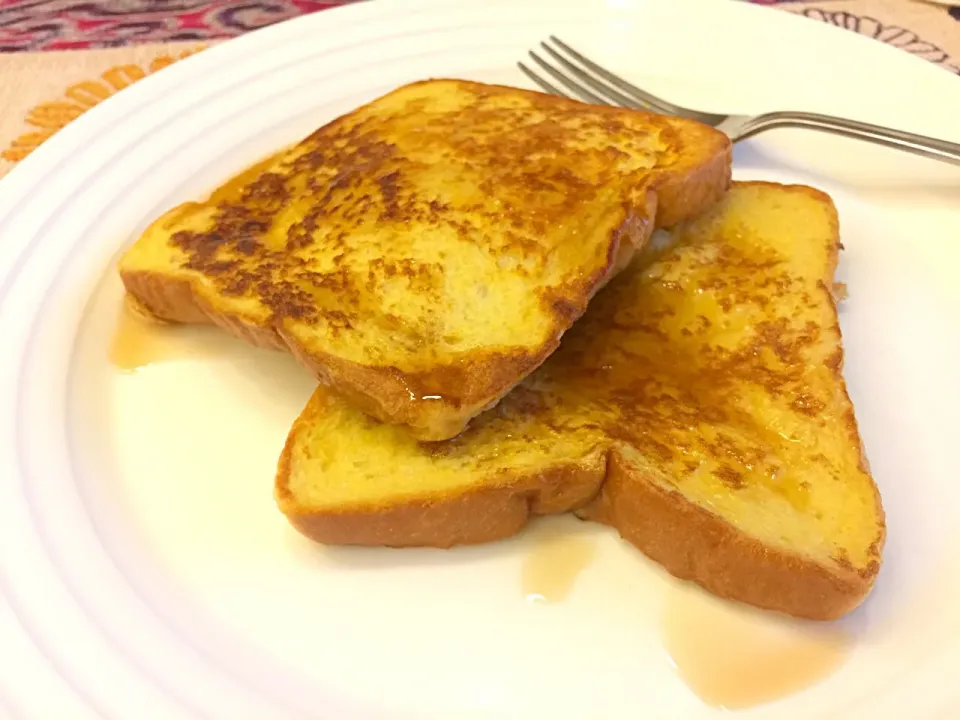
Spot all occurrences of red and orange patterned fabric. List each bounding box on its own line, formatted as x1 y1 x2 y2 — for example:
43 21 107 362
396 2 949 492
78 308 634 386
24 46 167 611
0 0 356 51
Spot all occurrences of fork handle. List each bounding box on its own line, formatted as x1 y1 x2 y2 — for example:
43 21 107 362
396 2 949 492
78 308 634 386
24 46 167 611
738 111 960 167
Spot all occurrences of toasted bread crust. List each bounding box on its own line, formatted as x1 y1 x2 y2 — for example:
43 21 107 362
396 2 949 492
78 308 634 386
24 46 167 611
647 123 733 229
120 79 731 440
278 463 606 549
576 451 879 621
276 436 879 620
275 391 608 546
120 270 288 350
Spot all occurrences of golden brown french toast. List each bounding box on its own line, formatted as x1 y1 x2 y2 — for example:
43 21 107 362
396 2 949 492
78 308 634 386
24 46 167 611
119 78 731 440
276 182 885 620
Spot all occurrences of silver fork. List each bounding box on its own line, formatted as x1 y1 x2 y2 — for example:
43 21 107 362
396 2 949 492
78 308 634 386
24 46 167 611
519 36 960 167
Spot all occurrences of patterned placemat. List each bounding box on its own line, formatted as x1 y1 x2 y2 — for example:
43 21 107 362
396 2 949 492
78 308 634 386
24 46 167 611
0 0 957 180
0 1 356 51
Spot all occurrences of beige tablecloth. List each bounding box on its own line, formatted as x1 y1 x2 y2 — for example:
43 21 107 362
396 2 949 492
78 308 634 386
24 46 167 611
0 0 957 180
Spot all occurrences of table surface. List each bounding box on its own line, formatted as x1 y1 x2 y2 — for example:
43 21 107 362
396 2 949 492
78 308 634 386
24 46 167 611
0 0 957 179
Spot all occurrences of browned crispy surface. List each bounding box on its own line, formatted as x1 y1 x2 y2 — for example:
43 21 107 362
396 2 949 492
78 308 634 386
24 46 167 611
277 182 884 620
119 78 731 440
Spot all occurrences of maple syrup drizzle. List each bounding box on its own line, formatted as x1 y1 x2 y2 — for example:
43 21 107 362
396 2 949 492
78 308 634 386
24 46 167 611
661 586 850 709
522 527 597 604
109 296 180 370
109 295 236 370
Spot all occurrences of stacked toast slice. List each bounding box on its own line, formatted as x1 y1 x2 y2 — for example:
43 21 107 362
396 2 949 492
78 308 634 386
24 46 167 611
118 79 731 440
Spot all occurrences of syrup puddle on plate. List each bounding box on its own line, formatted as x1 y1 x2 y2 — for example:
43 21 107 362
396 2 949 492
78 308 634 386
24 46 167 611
109 295 234 370
661 585 850 710
522 525 597 604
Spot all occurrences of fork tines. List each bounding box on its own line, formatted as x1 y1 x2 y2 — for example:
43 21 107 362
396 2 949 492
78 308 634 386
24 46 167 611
519 36 691 119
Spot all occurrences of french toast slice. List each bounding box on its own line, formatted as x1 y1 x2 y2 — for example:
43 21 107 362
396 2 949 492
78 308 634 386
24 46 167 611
276 182 885 620
119 78 731 441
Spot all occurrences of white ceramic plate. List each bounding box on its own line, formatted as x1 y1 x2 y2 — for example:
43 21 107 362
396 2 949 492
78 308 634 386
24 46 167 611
1 0 959 717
